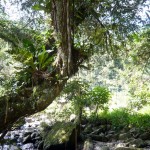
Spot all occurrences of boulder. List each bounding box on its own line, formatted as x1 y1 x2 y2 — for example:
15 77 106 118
145 140 150 146
129 138 144 148
83 139 93 150
119 133 131 141
21 143 34 150
43 121 77 150
116 143 128 148
90 134 108 142
37 140 44 149
100 146 110 150
22 135 32 144
84 124 92 134
31 132 39 139
115 147 140 150
139 132 150 140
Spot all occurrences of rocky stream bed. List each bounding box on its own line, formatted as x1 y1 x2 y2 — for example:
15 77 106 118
0 115 150 150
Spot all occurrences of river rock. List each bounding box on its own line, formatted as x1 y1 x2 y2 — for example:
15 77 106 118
100 146 110 150
83 139 93 150
37 140 44 149
116 143 128 148
43 121 77 150
139 132 150 140
115 147 139 150
119 133 131 141
129 138 144 148
22 135 32 144
84 124 92 134
145 140 150 146
21 143 34 150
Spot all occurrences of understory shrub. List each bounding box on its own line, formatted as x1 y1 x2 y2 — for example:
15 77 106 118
91 108 150 131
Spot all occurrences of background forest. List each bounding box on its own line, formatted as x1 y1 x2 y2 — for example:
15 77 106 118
0 0 150 150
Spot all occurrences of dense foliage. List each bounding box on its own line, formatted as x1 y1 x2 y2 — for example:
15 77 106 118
0 0 149 136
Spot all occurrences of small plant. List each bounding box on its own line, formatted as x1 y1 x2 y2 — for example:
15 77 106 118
88 86 111 116
63 80 111 124
63 79 90 124
105 108 130 130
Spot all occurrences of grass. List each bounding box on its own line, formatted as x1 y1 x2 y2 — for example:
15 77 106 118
88 107 150 131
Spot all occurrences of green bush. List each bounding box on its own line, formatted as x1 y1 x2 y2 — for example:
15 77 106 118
88 86 111 115
97 108 150 131
105 108 130 130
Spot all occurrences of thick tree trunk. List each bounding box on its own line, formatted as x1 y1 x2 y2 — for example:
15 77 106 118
0 79 67 133
51 0 73 76
0 0 88 134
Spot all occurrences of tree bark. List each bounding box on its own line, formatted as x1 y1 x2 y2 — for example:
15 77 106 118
0 80 67 133
0 0 89 134
51 0 73 77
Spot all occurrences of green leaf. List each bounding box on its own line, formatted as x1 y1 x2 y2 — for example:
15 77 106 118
32 4 46 11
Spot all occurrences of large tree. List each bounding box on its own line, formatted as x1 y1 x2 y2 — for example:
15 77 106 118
0 0 149 135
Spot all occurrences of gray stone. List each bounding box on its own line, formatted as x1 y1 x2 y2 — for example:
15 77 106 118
21 143 34 150
100 146 110 150
139 132 150 140
115 147 139 150
31 132 38 139
108 130 115 134
116 143 128 148
106 125 111 131
119 133 131 141
90 128 101 135
25 118 33 123
129 138 144 148
145 140 150 146
84 124 92 133
22 135 32 144
130 128 140 138
105 134 113 140
90 134 108 142
37 140 44 149
83 139 93 150
0 145 19 150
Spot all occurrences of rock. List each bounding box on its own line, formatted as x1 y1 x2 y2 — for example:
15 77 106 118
119 133 131 141
129 138 144 148
43 121 77 150
21 143 34 150
22 135 32 144
84 124 92 134
100 118 108 125
2 145 20 150
25 117 33 123
100 146 110 150
116 143 128 148
99 125 107 132
23 131 32 137
31 132 39 139
106 125 111 131
125 138 135 144
37 140 44 149
81 118 88 125
83 139 93 150
17 137 23 143
145 140 150 146
105 134 114 141
90 134 108 142
115 147 139 150
24 127 35 133
130 128 140 138
107 130 115 134
90 128 101 135
139 132 150 140
34 136 42 141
